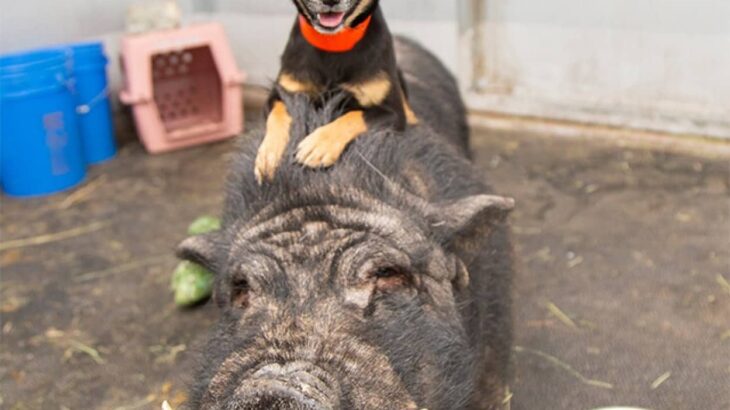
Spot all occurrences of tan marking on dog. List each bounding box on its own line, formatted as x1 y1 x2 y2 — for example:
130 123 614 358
255 101 292 183
296 111 368 168
342 72 392 107
401 89 419 124
279 72 320 95
345 0 375 27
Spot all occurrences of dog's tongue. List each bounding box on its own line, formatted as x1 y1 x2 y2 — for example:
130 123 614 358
318 12 345 28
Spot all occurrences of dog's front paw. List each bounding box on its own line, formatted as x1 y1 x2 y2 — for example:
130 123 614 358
255 134 288 184
295 126 349 169
295 111 367 169
256 101 292 184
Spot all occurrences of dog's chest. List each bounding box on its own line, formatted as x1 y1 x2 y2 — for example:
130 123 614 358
280 71 393 108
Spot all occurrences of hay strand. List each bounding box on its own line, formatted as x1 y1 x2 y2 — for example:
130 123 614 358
0 222 108 251
546 302 578 329
74 255 168 283
514 346 613 389
67 339 105 365
502 387 513 408
650 372 671 390
57 175 107 210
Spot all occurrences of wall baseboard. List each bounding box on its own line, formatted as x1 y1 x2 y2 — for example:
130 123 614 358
469 111 730 160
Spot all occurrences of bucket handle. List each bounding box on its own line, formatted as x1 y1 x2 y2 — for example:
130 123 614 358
76 86 110 115
119 90 151 105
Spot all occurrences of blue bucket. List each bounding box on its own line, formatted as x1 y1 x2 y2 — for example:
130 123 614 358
70 42 116 164
1 48 86 197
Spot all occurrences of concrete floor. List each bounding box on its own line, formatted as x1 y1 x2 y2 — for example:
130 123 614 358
1 114 728 409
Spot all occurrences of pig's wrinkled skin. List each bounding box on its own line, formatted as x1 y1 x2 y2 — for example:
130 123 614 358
178 37 515 410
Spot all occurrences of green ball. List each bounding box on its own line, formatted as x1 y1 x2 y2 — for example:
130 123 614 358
171 261 215 306
187 216 221 236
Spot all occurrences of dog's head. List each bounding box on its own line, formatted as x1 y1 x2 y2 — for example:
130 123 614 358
293 0 378 33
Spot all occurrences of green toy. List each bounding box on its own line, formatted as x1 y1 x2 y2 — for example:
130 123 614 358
171 216 220 307
171 261 215 306
187 215 221 236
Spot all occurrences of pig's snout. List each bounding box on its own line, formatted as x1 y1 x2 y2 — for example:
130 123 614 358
233 362 341 410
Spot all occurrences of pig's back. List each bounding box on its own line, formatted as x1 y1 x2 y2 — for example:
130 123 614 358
395 36 471 158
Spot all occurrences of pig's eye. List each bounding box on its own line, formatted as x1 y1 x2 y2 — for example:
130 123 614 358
373 266 410 292
230 278 250 309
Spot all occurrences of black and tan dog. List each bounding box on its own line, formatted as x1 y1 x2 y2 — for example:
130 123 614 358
255 0 417 183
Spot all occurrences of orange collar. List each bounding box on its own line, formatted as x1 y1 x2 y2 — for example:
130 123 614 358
299 15 372 53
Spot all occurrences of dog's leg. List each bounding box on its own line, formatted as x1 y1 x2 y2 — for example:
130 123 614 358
295 111 368 168
255 100 292 183
255 73 321 180
255 73 321 182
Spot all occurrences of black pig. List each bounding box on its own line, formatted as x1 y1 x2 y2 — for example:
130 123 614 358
177 37 515 410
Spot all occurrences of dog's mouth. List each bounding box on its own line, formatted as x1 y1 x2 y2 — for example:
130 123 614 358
316 12 346 30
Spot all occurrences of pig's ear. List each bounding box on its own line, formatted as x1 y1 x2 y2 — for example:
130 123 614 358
428 194 514 259
176 232 221 273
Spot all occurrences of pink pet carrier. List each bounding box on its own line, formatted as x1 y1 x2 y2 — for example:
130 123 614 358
120 23 245 153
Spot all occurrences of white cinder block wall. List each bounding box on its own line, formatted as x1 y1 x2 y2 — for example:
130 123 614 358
0 0 459 108
0 0 202 53
2 0 727 138
0 0 202 101
201 0 459 87
462 0 730 138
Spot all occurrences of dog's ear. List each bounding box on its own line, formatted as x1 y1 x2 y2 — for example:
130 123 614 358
176 232 222 273
427 195 515 262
